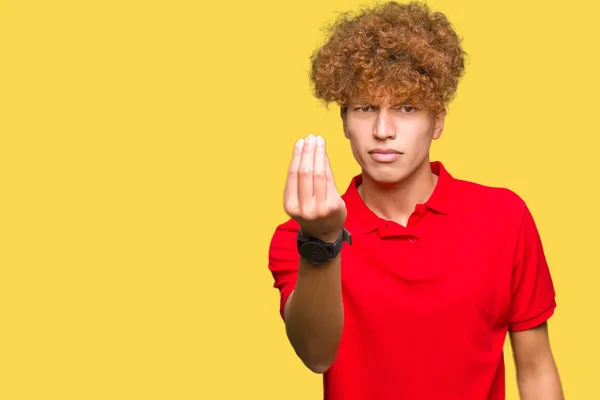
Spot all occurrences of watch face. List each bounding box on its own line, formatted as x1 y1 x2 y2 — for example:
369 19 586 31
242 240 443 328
300 242 329 264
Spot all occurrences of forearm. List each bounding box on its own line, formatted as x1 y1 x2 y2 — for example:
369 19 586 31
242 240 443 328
517 365 564 400
284 255 343 374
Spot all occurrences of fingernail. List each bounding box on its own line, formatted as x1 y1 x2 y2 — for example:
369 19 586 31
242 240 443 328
317 136 324 146
296 138 304 147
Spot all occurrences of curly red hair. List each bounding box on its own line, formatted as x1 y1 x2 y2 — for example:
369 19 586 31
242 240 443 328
310 1 467 111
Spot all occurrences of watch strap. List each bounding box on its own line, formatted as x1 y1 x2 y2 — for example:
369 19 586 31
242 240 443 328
297 227 352 265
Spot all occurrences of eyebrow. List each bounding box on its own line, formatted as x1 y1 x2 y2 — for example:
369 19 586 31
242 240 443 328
351 103 413 108
351 102 378 107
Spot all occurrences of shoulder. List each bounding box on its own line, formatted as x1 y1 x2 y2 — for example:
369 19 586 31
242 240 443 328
271 218 300 237
451 178 529 229
268 218 300 253
454 178 527 210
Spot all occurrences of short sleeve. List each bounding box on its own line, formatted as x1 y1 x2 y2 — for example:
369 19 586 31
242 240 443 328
509 203 557 332
268 219 301 320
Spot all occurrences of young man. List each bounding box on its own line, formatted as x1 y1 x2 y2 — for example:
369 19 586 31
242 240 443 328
268 2 564 399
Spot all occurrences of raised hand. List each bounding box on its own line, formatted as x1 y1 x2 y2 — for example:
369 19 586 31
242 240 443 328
283 134 347 243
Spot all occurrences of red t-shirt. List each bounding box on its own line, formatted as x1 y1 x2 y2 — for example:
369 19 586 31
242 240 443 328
268 161 556 400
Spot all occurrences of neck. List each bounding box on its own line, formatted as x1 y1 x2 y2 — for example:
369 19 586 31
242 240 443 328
358 160 438 227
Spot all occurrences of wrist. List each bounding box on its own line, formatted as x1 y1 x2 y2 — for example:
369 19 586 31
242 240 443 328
299 228 342 243
297 227 352 266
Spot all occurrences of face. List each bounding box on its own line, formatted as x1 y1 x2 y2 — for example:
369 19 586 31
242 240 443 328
341 98 446 185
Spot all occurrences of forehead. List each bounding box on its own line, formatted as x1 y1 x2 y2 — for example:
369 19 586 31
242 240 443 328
346 97 419 106
346 91 417 106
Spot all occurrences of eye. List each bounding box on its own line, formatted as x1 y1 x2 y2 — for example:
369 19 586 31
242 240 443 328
398 105 417 113
354 105 375 112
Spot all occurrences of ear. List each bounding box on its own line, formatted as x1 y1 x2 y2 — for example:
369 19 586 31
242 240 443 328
340 106 350 139
432 108 446 140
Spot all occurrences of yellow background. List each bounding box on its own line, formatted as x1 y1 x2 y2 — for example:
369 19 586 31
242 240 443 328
1 0 599 398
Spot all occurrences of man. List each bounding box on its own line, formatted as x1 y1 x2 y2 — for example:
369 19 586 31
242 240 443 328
267 1 564 399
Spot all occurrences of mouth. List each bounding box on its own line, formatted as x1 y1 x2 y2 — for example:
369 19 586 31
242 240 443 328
368 148 403 154
368 148 403 163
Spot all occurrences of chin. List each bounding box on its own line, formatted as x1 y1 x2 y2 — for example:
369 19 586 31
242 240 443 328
363 167 410 186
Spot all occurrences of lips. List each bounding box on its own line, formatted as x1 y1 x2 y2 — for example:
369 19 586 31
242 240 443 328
369 148 403 163
369 149 402 154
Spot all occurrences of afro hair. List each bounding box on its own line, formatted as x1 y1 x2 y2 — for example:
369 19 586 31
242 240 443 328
310 1 467 111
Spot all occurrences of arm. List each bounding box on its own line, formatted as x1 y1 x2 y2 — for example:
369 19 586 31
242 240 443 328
277 134 347 373
510 322 564 400
284 253 343 374
506 198 562 398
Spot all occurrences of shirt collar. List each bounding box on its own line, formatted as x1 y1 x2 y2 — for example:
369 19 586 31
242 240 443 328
425 161 453 215
341 161 455 234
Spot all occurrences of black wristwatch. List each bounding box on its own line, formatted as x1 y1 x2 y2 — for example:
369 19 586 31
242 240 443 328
297 227 352 265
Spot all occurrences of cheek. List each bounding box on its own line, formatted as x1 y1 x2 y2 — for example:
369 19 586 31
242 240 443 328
345 131 371 166
346 126 367 147
415 132 433 150
404 122 434 149
348 135 363 160
399 133 434 166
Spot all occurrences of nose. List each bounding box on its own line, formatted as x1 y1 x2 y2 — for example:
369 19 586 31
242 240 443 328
373 108 396 140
